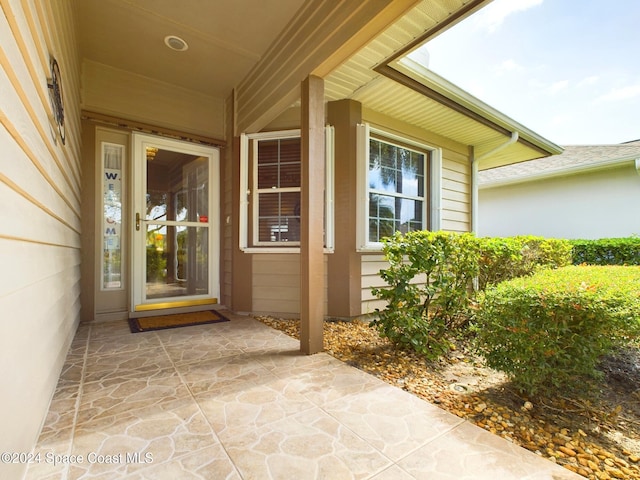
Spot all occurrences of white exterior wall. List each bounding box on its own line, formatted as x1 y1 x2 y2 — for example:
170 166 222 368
478 164 640 239
0 1 82 478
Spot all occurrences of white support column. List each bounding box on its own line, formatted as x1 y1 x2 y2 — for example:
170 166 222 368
300 75 325 354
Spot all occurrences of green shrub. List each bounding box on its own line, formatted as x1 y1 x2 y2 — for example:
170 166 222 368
570 237 640 265
477 236 572 290
370 231 480 359
474 266 640 396
518 236 574 270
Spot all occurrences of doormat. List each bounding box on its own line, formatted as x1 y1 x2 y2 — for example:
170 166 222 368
128 310 229 333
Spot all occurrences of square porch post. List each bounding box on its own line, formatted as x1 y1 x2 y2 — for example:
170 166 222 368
300 75 325 354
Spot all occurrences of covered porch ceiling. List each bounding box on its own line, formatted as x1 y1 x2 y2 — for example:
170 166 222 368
74 0 307 98
74 0 561 168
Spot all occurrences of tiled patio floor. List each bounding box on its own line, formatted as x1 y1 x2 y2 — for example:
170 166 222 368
25 311 581 479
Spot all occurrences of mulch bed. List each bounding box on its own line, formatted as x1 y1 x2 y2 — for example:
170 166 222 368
255 315 640 480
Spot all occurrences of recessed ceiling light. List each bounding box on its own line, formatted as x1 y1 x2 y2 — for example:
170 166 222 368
164 35 188 52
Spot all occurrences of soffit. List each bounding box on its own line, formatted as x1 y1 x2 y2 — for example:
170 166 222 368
324 0 560 166
74 0 306 98
324 0 461 101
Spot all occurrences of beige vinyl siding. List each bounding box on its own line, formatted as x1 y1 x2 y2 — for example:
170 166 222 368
441 150 471 232
361 254 433 316
0 1 82 478
360 254 387 315
252 254 328 315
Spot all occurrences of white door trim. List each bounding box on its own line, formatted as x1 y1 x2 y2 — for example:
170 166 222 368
130 133 220 313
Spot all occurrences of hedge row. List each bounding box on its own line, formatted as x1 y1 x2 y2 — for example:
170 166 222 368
474 266 640 395
370 232 573 359
570 236 640 265
371 232 640 395
479 235 572 289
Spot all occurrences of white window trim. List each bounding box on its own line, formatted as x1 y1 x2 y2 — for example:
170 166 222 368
251 133 301 248
239 127 334 253
356 123 440 251
101 141 125 291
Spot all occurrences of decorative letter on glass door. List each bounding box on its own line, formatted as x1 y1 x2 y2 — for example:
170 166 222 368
102 143 124 290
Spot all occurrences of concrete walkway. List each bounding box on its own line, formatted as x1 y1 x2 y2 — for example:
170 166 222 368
26 311 582 479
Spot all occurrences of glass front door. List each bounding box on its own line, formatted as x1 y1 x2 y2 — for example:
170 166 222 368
132 134 219 312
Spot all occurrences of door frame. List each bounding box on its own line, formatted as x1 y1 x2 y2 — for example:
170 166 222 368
130 133 220 314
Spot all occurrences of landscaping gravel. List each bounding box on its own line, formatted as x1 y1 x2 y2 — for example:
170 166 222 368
255 315 640 480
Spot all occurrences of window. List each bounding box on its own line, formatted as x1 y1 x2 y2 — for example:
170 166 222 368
358 125 432 248
254 136 301 244
102 142 124 290
240 129 334 251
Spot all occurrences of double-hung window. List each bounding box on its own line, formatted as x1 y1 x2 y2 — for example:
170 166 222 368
358 125 432 248
254 135 302 244
240 129 334 251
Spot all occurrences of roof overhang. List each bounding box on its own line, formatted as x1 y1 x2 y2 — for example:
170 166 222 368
322 0 562 167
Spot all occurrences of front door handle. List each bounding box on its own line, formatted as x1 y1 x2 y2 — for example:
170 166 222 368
136 212 141 231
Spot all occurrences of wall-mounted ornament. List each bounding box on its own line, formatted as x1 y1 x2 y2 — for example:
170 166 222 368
47 56 65 145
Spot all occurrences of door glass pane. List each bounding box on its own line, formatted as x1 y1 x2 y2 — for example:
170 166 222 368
146 225 209 299
102 143 123 289
139 141 212 303
146 148 209 223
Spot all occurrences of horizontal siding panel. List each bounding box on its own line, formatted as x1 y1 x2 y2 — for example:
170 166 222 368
442 177 469 194
0 183 80 248
0 16 81 201
253 285 300 300
442 197 470 214
0 264 80 380
361 255 388 315
442 208 469 223
362 269 428 290
0 70 81 216
362 287 381 301
361 273 386 289
442 166 469 184
0 128 80 231
442 157 469 174
0 255 79 476
0 238 79 298
252 254 328 315
252 254 300 312
253 273 300 288
442 149 471 172
252 254 300 274
29 0 82 183
442 187 468 203
442 218 470 232
361 299 386 316
0 2 82 476
252 298 300 315
360 254 386 275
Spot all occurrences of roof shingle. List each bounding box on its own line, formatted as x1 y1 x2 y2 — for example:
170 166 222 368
479 141 640 186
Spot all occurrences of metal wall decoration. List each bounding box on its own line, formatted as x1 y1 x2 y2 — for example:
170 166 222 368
47 56 65 145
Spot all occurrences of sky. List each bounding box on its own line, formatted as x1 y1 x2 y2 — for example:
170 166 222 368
415 0 640 146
